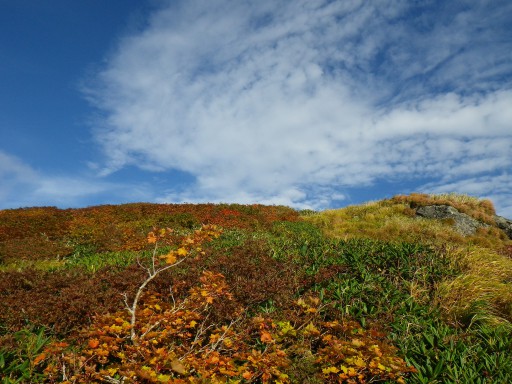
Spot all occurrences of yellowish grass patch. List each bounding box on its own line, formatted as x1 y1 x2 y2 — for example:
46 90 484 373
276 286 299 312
0 258 65 272
305 194 512 328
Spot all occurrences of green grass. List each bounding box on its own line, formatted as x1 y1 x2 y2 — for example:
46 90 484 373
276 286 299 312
267 220 512 382
63 249 145 273
0 326 51 383
1 196 512 382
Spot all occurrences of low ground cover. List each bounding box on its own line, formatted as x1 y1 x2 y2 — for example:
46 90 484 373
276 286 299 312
1 195 511 382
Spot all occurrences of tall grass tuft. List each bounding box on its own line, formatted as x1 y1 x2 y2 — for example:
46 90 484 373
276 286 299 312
392 192 497 225
306 194 512 329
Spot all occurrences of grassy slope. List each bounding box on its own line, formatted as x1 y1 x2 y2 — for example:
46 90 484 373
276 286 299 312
1 195 511 383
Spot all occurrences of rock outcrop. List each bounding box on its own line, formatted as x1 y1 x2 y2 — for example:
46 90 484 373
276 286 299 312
416 205 488 236
495 215 512 239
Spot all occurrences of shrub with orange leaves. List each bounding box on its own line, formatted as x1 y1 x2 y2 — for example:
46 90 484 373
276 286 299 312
37 225 414 384
252 296 416 384
40 271 292 383
1 203 299 268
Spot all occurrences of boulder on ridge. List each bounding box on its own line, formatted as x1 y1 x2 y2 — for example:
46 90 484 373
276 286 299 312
415 205 488 237
495 215 512 240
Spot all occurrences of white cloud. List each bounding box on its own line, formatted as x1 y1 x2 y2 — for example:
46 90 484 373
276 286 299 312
0 151 37 180
0 151 38 202
86 0 512 211
0 150 150 209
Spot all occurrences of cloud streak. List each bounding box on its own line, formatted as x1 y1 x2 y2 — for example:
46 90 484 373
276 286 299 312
86 0 512 213
0 150 152 209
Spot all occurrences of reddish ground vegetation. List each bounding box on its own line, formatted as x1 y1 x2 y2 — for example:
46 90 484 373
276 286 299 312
0 203 300 263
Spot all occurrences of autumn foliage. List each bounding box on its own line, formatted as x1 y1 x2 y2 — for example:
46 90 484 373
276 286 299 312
3 197 512 382
0 203 300 264
32 225 414 383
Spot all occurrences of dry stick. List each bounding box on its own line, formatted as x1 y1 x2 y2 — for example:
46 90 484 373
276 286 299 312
103 376 125 384
125 240 188 343
140 300 187 340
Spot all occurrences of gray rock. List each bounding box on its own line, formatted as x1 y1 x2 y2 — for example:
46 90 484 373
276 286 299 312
416 205 487 236
495 215 512 239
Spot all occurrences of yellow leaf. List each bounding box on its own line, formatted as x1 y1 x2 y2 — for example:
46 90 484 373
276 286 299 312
171 359 188 375
354 357 366 368
158 374 171 382
309 297 320 306
369 344 383 357
303 323 320 336
210 333 220 343
165 253 177 264
322 366 340 374
189 320 197 328
277 321 296 338
109 324 122 333
177 247 188 256
296 298 307 307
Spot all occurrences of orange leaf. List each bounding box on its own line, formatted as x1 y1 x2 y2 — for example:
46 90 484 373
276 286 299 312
242 371 254 380
165 253 177 264
260 331 273 343
147 232 157 244
88 339 100 349
33 353 46 365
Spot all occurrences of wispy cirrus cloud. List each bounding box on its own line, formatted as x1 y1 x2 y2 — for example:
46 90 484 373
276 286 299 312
85 0 512 213
0 150 152 209
0 151 37 203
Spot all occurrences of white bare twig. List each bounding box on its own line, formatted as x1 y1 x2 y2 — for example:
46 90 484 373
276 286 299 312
126 240 189 343
103 375 126 384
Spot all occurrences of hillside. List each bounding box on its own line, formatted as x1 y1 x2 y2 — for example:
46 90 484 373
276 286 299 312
1 194 511 383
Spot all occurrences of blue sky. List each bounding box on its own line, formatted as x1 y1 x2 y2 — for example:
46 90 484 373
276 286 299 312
1 0 512 216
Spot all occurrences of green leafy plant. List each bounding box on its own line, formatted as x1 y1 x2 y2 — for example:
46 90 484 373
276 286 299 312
0 326 51 383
